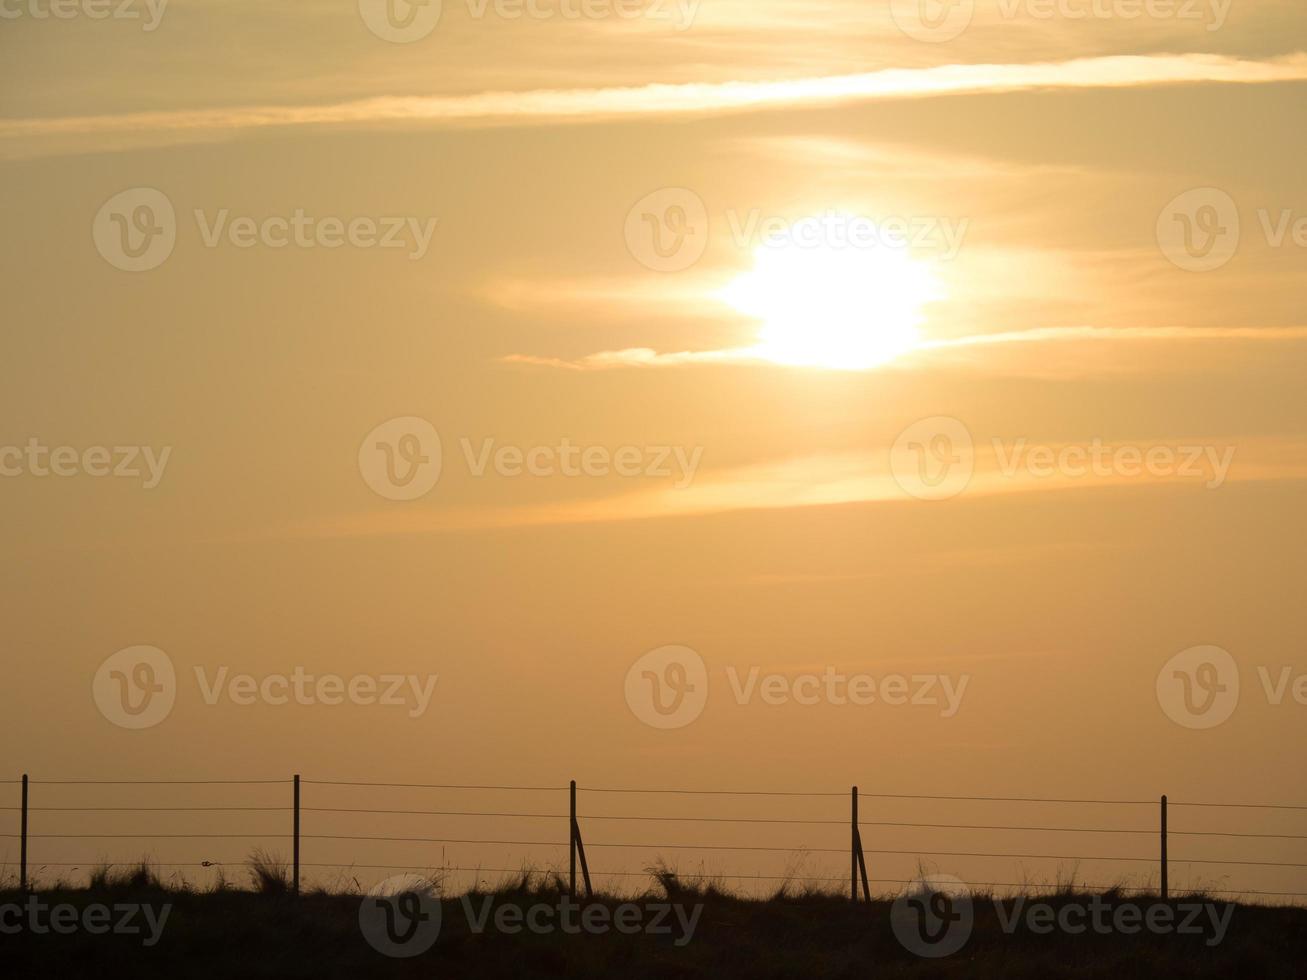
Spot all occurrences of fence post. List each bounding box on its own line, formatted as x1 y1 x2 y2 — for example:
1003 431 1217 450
569 780 576 899
850 786 870 903
20 774 28 893
293 774 301 897
851 786 858 902
569 780 592 900
1160 794 1168 900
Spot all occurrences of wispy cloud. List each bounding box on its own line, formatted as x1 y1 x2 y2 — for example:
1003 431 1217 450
4 53 1305 158
300 435 1307 538
506 324 1307 372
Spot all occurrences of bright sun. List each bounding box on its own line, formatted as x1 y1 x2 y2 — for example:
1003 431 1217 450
719 230 942 370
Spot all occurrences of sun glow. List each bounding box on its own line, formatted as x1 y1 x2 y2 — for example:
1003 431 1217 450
720 230 942 370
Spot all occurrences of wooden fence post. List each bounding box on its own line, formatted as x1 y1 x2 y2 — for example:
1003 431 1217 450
851 786 870 903
851 786 858 902
569 780 592 900
293 774 301 897
1160 794 1168 900
570 780 576 899
20 774 28 893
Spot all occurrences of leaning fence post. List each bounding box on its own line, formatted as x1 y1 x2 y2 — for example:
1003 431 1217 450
20 774 28 893
850 786 870 903
293 774 301 897
851 786 858 902
569 780 592 900
1160 794 1168 900
569 780 577 899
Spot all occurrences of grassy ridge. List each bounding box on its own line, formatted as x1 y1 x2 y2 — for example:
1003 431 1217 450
2 863 1304 978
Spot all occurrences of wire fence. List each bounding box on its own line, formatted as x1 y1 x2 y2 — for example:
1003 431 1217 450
3 776 1305 903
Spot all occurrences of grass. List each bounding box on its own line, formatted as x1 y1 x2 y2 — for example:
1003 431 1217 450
1 857 1304 978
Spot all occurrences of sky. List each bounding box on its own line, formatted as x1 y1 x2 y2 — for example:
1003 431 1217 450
1 0 1305 900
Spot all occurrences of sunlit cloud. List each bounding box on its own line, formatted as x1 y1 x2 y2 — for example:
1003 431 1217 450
301 435 1307 538
506 325 1307 372
4 53 1305 158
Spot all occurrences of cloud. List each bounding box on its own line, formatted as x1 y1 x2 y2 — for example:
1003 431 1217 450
4 52 1305 158
505 324 1307 372
300 435 1307 538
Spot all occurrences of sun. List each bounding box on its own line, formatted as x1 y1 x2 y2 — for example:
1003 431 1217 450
718 229 943 370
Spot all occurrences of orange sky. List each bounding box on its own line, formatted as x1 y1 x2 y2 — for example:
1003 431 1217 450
1 0 1305 900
